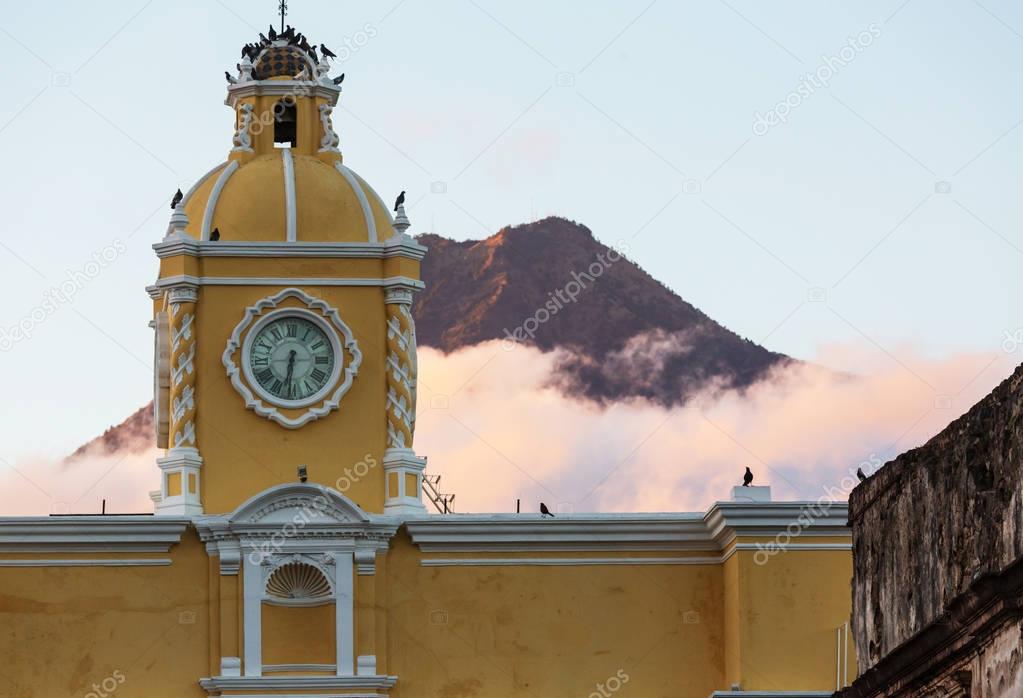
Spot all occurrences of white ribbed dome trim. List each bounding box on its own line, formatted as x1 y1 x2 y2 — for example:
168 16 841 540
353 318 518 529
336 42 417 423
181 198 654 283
281 147 297 242
201 160 239 241
182 161 227 209
359 177 396 227
334 162 377 243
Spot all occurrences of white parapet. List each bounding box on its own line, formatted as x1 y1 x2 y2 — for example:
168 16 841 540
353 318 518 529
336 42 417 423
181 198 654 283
731 485 772 503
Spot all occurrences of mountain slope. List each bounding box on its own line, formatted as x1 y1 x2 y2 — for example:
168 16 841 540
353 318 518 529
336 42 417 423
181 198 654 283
416 217 789 405
69 217 791 459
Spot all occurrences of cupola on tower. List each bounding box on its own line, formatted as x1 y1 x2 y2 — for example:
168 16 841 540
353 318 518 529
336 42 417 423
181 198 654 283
148 27 426 517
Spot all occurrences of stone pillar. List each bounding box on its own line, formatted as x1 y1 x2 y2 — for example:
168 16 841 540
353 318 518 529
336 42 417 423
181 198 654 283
157 283 203 515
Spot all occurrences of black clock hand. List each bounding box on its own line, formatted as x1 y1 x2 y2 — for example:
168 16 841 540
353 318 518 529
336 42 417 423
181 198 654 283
285 350 296 397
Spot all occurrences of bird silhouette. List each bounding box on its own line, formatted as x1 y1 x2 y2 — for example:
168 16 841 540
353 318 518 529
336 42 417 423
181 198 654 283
320 44 338 59
283 25 295 41
540 502 554 518
268 25 278 41
393 190 405 212
333 73 345 85
742 466 753 487
856 467 867 482
225 71 237 84
210 227 221 241
259 32 269 45
170 188 183 210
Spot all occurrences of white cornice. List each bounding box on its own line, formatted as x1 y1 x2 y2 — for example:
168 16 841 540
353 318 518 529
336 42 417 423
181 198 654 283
147 275 425 293
418 544 853 567
200 674 397 693
225 81 341 106
0 516 189 553
0 558 172 567
404 502 850 554
152 238 427 260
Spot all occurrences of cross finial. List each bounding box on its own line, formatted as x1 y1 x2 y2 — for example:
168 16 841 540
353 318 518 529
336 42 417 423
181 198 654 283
278 0 288 32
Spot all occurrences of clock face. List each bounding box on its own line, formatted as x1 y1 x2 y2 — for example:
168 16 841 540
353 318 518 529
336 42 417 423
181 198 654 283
246 315 338 405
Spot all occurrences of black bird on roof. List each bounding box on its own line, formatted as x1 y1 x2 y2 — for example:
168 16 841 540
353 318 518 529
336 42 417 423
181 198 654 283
333 73 345 85
225 71 237 84
170 188 183 210
268 25 278 41
210 227 221 241
540 502 554 518
856 467 867 482
320 44 337 59
393 191 405 212
742 466 753 487
309 47 319 64
259 32 269 46
298 36 311 52
283 25 295 41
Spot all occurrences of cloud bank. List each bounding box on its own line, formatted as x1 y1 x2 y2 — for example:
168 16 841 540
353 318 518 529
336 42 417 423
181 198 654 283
0 337 1015 515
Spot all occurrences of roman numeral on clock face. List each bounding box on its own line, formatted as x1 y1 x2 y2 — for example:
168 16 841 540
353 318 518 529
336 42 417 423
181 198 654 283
315 356 329 365
256 368 273 384
311 368 327 383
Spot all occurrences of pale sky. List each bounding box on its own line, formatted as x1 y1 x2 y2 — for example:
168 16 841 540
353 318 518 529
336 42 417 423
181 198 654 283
2 0 1023 464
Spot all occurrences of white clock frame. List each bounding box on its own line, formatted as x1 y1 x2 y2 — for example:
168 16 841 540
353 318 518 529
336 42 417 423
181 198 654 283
223 288 362 429
241 308 344 410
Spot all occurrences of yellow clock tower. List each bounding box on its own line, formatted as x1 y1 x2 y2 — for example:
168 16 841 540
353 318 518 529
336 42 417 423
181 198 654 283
148 36 426 518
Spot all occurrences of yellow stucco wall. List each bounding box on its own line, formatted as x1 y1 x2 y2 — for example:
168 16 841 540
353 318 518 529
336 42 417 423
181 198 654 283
382 533 726 697
725 546 855 690
0 533 210 697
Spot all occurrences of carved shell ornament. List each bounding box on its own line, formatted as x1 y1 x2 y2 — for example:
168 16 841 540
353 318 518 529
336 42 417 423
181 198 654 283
222 288 362 429
265 561 332 602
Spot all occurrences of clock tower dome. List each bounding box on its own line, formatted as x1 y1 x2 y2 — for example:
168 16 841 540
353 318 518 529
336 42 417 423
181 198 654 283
147 31 426 517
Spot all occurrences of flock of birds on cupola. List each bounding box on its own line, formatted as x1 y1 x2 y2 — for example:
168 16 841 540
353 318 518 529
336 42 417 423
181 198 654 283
225 25 345 85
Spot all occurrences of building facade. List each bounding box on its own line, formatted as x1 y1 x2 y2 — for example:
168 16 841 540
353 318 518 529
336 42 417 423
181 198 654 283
838 363 1023 698
0 29 856 698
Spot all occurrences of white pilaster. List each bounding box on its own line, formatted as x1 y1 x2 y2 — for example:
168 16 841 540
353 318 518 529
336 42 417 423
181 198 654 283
336 552 354 676
243 552 262 676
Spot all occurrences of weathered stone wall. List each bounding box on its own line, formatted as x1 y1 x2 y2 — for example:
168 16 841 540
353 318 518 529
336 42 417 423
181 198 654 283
848 363 1023 673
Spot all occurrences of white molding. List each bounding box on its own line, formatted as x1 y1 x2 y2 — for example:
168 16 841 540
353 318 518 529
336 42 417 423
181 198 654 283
201 160 239 241
152 238 427 260
0 558 172 567
404 502 851 554
281 147 297 242
150 274 425 290
422 557 720 567
0 517 188 553
225 81 341 104
222 288 362 429
263 663 336 673
335 163 377 243
199 674 397 695
708 693 835 698
418 545 852 567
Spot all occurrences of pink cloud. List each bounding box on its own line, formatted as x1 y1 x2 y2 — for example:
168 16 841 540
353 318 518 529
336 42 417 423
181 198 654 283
0 339 1013 516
